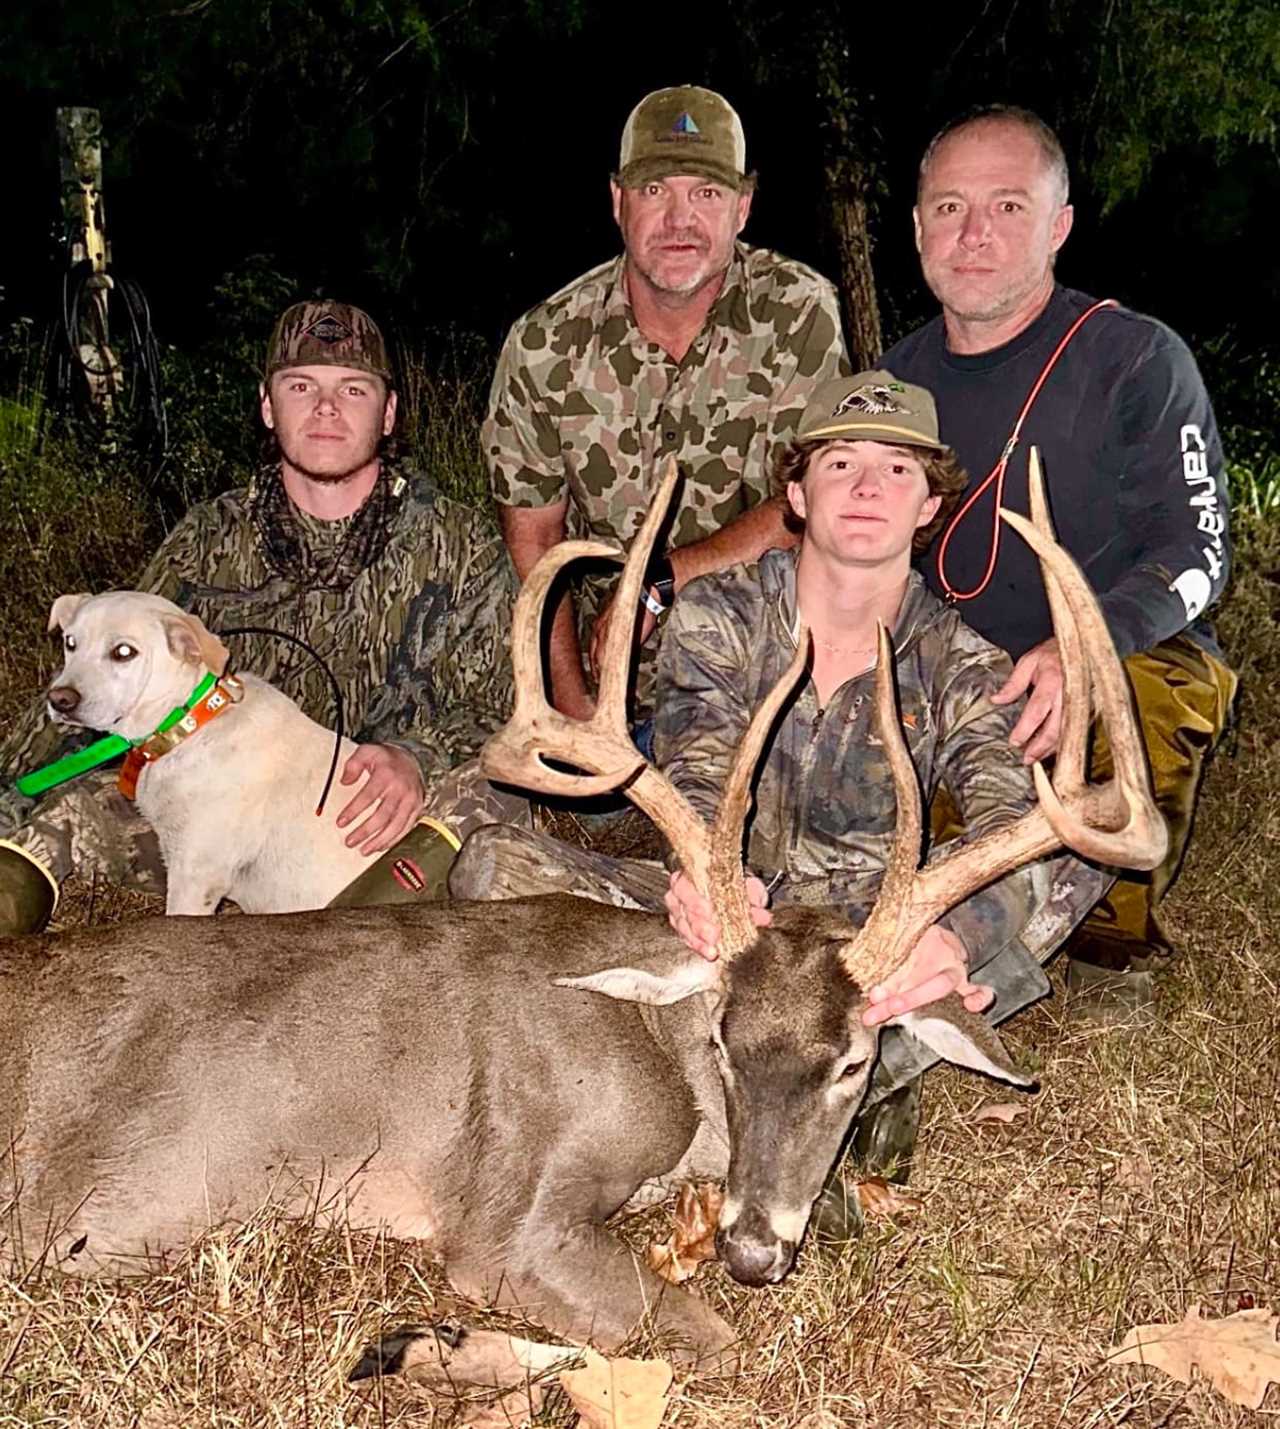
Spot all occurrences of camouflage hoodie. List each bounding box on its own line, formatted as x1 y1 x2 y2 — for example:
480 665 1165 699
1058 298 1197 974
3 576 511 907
655 548 1109 1074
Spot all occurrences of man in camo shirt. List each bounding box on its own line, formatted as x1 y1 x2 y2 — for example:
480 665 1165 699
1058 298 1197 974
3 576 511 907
482 84 849 726
0 300 520 933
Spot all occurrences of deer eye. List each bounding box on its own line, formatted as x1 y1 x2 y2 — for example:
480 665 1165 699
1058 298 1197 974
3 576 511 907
111 642 138 662
64 634 77 651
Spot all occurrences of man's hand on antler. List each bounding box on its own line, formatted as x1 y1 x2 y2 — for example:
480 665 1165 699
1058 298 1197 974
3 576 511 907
990 635 1064 763
861 924 994 1027
665 870 772 961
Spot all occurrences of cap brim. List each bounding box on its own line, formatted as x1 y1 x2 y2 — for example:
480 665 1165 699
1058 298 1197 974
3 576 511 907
801 420 945 450
617 156 747 190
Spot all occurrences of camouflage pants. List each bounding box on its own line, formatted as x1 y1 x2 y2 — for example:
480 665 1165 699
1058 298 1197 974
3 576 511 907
449 824 1101 1105
0 758 530 897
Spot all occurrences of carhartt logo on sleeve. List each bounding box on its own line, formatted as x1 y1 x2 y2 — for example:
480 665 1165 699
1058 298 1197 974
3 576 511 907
832 383 907 418
304 314 354 345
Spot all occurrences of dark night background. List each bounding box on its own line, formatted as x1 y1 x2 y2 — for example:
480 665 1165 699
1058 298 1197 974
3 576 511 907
2 1 1277 417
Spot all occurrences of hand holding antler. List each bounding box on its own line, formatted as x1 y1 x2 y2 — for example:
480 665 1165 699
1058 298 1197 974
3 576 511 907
991 636 1065 762
861 925 995 1027
665 870 772 961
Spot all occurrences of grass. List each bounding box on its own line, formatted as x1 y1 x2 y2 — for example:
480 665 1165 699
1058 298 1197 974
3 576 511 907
0 347 1278 1424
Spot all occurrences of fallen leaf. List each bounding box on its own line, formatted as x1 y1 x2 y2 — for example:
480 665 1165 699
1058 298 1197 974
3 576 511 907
1114 1151 1154 1194
559 1348 673 1429
1106 1303 1280 1409
645 1181 723 1284
970 1102 1029 1125
853 1176 925 1218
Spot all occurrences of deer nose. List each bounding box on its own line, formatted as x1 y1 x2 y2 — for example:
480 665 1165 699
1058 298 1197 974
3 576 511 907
48 685 81 714
716 1226 795 1287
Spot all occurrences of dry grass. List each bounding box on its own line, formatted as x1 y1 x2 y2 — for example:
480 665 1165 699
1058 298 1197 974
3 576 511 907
2 517 1278 1426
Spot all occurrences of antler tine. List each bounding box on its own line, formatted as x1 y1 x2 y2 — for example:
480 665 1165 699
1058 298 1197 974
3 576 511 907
709 625 813 960
839 624 926 988
1028 448 1088 795
838 492 1166 993
481 456 719 892
596 456 681 730
482 538 645 799
999 510 1167 869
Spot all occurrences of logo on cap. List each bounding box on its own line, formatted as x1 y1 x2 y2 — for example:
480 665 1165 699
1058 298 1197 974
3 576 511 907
672 112 701 135
304 314 354 345
832 383 907 418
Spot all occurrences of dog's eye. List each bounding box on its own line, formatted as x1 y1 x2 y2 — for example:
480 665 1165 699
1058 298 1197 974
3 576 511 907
838 1059 867 1081
110 643 138 662
64 635 76 652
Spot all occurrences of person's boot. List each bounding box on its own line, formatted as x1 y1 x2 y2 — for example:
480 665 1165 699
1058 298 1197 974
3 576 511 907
326 821 458 909
1064 934 1157 1028
0 842 58 936
809 1075 923 1247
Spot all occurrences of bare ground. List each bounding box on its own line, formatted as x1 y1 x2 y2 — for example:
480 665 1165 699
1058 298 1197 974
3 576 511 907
1 515 1277 1427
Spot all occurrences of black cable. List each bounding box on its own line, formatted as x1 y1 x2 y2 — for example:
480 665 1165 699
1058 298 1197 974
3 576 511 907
216 626 346 816
54 262 168 460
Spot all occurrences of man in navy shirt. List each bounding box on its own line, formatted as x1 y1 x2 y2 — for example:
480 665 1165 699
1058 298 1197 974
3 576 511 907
883 105 1237 1020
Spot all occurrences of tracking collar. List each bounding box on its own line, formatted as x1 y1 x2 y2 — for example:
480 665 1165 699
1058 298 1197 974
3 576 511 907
15 672 244 800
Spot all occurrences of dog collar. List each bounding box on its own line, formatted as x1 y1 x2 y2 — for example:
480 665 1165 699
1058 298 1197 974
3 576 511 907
14 672 237 799
117 674 245 800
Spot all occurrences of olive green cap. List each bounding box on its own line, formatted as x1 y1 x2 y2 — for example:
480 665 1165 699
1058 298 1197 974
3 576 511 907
617 85 748 190
265 300 392 381
797 370 945 450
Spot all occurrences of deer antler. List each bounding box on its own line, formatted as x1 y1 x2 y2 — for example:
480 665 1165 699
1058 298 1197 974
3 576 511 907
840 447 1167 990
481 457 809 959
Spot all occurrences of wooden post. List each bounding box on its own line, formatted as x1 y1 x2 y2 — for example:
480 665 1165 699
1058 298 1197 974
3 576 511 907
55 106 120 420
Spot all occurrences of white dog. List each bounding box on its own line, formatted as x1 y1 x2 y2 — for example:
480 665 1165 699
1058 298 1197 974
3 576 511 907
44 591 374 915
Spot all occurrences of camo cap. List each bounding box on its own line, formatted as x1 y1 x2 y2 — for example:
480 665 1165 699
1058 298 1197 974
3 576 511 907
265 300 392 382
797 370 945 450
617 85 749 190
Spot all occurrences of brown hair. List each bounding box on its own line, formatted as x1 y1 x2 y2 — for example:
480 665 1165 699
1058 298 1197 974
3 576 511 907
774 438 969 555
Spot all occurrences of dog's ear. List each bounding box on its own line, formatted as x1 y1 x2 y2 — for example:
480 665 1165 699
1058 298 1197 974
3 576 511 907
48 593 92 634
163 613 231 676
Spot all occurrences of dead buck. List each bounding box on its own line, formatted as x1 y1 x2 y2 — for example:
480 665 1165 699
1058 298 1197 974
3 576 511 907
0 454 1164 1374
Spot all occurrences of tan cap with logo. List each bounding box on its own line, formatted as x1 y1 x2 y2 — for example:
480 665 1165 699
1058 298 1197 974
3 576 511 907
617 85 749 190
265 300 392 381
798 370 945 450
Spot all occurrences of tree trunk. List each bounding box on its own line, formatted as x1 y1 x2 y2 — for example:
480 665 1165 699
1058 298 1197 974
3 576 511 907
824 157 883 369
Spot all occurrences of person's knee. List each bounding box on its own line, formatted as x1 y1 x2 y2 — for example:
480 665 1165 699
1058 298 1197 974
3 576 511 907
448 823 529 901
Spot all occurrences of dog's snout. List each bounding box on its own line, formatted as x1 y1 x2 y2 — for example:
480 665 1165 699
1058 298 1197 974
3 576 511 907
48 685 81 714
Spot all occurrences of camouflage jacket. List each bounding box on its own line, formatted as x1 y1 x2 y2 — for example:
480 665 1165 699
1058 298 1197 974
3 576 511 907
655 550 1109 1032
0 468 516 816
482 242 849 707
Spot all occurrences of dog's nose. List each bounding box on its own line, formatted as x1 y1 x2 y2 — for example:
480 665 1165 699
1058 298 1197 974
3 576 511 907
48 685 81 714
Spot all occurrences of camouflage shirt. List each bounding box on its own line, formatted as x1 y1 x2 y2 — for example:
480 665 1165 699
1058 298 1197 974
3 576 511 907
482 243 849 707
0 467 516 812
655 549 1109 985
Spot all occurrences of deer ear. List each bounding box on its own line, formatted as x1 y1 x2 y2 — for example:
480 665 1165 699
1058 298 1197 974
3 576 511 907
49 593 92 633
891 994 1036 1088
554 956 721 1006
